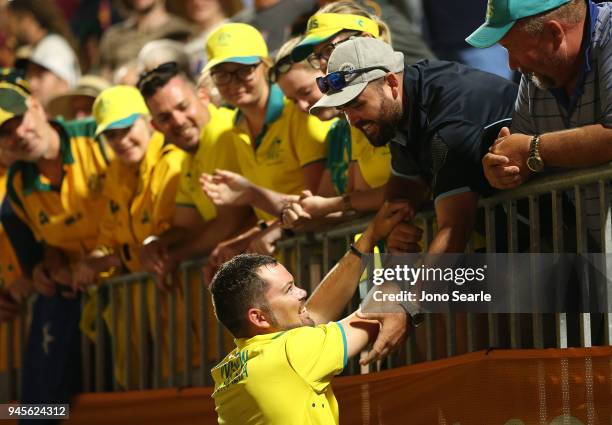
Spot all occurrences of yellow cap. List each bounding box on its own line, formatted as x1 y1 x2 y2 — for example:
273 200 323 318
291 13 380 62
93 85 149 137
204 23 268 73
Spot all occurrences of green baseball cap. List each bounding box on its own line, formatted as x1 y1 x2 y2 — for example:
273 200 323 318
0 68 30 128
466 0 571 48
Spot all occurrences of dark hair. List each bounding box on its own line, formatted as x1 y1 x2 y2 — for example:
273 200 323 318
210 254 278 337
8 0 77 50
137 62 182 98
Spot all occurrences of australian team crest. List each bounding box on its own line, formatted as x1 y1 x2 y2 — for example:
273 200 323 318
87 174 104 192
264 139 283 162
39 210 49 225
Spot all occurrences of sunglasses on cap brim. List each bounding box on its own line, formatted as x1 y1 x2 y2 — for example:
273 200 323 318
316 66 389 94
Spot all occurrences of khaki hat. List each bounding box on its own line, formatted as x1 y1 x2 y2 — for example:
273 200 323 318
47 75 110 119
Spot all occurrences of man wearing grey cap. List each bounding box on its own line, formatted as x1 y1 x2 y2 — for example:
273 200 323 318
311 37 518 255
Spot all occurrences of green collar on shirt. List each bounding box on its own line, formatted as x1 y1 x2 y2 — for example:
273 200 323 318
234 84 285 149
21 120 75 195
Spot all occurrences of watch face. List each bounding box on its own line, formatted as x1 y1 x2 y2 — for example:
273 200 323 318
527 156 544 172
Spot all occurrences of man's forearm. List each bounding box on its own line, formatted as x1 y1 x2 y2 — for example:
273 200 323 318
306 227 377 324
338 312 380 358
540 124 612 168
310 186 387 217
427 225 473 254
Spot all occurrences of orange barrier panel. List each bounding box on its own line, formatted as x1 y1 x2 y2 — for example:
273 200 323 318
34 347 612 425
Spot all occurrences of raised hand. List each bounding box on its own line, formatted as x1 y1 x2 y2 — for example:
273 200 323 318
200 169 253 207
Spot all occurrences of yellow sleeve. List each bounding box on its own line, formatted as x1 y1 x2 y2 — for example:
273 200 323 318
285 323 347 393
291 107 329 167
351 127 391 189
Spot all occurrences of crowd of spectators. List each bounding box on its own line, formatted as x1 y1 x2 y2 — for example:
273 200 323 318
0 0 611 418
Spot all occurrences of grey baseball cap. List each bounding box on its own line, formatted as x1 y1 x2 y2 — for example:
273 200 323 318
310 37 404 115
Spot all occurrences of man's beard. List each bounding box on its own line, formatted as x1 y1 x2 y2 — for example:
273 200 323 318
528 72 557 90
357 97 402 147
525 52 565 90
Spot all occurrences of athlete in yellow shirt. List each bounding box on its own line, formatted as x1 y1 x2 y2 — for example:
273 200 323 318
210 202 410 425
137 61 253 282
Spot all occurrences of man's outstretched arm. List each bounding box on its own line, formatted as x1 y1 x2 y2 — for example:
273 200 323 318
306 201 413 325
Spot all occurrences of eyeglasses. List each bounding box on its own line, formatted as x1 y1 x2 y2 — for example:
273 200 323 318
101 126 133 145
268 54 293 83
136 62 179 95
306 32 359 69
316 66 389 94
210 63 260 86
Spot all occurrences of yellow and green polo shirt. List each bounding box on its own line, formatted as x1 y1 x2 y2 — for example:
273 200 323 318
97 131 185 271
350 126 391 189
212 322 347 425
175 104 240 221
231 85 330 220
0 171 22 288
7 118 112 260
325 120 391 194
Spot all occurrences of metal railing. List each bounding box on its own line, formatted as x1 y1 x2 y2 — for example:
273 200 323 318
1 163 611 399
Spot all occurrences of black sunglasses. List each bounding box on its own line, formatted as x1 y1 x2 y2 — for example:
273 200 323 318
268 54 294 83
306 32 359 69
136 61 179 92
316 66 389 94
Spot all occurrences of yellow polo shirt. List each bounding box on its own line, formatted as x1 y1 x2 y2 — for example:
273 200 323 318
7 118 112 260
97 131 185 271
0 171 21 288
175 104 239 221
350 126 391 189
212 322 347 425
231 85 330 219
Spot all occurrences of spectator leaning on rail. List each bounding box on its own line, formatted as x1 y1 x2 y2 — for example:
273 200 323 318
467 0 612 190
0 69 112 408
310 38 518 255
71 85 185 287
210 201 411 425
309 38 518 361
136 61 252 284
71 85 188 387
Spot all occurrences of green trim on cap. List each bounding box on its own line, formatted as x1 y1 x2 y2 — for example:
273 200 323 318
96 113 141 137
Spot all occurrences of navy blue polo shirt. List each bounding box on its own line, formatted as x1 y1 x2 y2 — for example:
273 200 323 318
390 60 518 202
